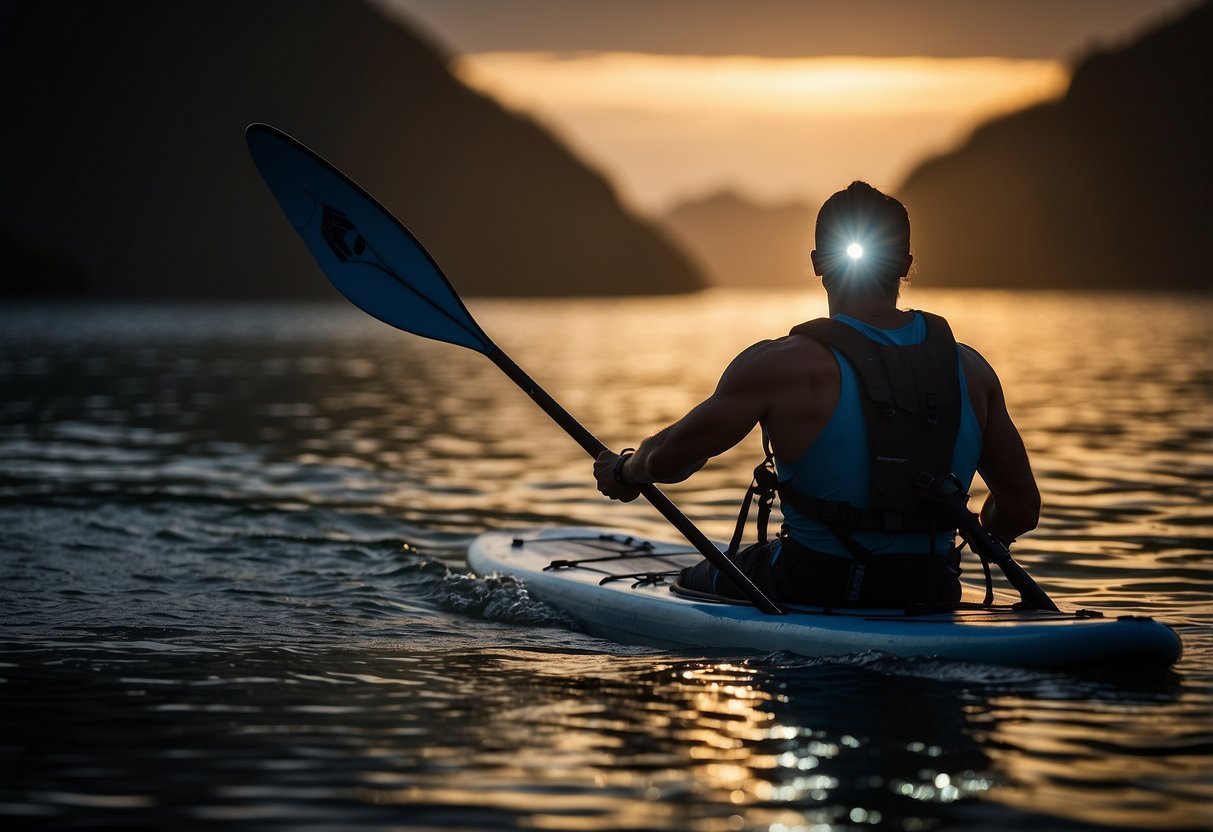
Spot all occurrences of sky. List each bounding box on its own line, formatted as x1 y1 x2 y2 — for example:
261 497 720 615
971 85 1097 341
377 0 1197 215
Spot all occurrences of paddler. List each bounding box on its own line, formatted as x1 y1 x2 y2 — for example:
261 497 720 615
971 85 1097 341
593 181 1040 608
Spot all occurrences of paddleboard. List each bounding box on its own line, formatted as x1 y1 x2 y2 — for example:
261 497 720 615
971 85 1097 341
467 527 1182 669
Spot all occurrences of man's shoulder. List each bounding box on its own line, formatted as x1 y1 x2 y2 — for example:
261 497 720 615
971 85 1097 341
727 332 836 382
957 342 996 377
740 331 834 359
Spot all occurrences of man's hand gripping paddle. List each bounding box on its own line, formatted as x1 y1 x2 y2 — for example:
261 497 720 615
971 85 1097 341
245 124 784 615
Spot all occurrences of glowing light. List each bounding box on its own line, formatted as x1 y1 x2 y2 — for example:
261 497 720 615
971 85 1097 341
847 243 864 260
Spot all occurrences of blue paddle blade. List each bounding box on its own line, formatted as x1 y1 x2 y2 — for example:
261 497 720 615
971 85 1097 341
246 123 492 353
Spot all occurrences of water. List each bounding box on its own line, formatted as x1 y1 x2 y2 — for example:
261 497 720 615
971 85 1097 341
1 289 1210 831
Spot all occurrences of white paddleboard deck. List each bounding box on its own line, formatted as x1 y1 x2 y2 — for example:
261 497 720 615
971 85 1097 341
467 527 1182 669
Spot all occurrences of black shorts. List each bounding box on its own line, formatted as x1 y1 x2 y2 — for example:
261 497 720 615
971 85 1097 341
679 537 962 609
678 541 782 602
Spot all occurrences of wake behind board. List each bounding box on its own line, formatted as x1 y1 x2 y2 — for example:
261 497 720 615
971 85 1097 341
467 528 1182 670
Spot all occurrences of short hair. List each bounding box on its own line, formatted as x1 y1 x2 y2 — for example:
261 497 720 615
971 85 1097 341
815 181 911 293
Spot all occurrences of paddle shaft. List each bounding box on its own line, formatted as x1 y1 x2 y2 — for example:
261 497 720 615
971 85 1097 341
956 510 1059 611
928 476 1058 611
487 347 785 615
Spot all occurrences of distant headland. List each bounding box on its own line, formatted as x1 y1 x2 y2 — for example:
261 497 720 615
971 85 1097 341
660 2 1207 293
2 1 1207 298
0 0 703 299
897 0 1208 291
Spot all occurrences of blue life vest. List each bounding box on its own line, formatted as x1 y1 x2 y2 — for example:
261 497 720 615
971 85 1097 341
773 311 982 560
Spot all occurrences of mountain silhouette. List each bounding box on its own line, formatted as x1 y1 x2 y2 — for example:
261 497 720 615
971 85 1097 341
661 192 817 289
897 1 1209 290
660 3 1208 293
0 0 703 299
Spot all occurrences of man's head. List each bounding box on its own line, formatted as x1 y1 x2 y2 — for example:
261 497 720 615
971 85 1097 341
811 181 912 298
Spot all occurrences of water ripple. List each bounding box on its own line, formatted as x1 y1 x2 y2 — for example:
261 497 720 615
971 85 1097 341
0 293 1209 831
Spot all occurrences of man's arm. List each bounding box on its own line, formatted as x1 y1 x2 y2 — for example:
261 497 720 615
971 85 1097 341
593 342 775 501
962 346 1041 541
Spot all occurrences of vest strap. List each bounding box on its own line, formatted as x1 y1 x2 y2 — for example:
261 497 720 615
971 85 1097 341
727 428 778 555
776 480 943 533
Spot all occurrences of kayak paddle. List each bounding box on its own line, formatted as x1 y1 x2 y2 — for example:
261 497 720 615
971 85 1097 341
244 123 785 615
923 474 1059 611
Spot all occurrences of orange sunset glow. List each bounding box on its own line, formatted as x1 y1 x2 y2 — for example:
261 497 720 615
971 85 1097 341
380 0 1195 216
454 52 1070 212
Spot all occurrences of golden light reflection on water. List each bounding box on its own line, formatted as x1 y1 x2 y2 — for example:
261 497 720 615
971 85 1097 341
975 695 1213 830
350 651 1018 831
1 299 1207 832
352 645 1209 830
75 292 1196 829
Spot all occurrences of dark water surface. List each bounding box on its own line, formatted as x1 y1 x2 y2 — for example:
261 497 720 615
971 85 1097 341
1 291 1210 831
